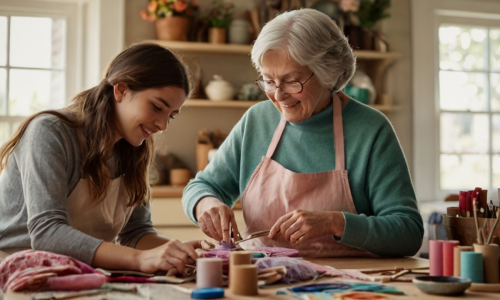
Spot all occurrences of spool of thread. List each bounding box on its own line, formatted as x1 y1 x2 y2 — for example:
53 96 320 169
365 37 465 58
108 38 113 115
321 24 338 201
196 258 223 288
442 240 460 276
453 246 473 277
461 251 484 283
230 251 251 267
229 265 258 296
473 243 500 283
430 240 444 276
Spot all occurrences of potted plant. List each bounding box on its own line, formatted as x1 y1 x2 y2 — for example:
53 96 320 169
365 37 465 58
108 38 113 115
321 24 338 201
206 0 234 44
140 0 199 41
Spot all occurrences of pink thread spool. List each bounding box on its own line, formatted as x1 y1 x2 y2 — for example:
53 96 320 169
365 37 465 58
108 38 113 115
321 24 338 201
442 240 460 276
430 240 444 276
196 258 223 288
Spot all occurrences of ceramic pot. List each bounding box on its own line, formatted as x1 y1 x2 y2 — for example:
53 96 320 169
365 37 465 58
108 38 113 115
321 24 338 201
208 27 226 44
155 16 190 41
205 75 235 101
170 168 192 186
229 20 250 44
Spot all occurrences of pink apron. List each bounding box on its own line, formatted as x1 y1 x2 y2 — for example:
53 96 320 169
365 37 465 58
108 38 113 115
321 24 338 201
241 94 375 257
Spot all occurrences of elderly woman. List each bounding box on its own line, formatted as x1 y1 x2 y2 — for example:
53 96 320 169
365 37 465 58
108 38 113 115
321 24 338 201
182 9 423 257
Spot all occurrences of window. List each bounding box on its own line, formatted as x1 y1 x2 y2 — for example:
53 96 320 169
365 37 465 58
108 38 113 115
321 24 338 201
438 25 500 190
412 0 500 202
0 15 67 144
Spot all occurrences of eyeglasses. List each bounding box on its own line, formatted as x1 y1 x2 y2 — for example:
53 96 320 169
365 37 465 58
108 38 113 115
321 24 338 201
255 73 315 94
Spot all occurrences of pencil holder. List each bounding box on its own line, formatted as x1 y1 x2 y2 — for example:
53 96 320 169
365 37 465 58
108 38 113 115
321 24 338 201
443 215 500 246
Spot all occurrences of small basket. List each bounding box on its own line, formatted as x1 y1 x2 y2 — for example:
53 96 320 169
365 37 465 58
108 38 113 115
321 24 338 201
443 214 500 246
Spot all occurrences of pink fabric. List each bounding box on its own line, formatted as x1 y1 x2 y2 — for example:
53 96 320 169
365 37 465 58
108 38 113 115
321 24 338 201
241 95 374 257
0 250 96 292
0 250 157 292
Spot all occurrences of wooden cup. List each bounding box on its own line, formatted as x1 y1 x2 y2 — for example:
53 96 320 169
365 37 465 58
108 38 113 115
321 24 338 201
453 246 473 277
229 265 258 296
473 243 500 283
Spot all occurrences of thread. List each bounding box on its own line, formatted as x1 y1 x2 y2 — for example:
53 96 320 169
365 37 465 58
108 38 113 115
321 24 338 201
461 251 483 283
453 246 472 277
473 243 500 283
442 240 460 276
229 265 258 296
229 251 251 267
429 240 443 276
196 258 223 288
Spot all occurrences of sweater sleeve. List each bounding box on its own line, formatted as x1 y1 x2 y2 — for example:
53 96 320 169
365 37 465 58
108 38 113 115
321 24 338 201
338 121 424 256
117 203 157 248
182 117 246 225
16 117 103 265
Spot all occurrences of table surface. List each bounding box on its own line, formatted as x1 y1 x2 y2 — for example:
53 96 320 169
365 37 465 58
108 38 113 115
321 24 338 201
3 256 500 299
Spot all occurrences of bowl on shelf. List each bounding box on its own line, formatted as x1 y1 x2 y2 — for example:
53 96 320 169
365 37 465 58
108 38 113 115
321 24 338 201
413 276 471 295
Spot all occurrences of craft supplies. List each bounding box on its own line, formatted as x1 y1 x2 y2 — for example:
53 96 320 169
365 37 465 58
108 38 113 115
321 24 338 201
191 287 224 299
196 258 223 288
281 282 404 296
429 240 444 276
442 240 460 276
412 276 471 296
229 265 258 296
229 251 251 267
453 246 472 277
486 207 500 245
473 243 499 283
466 190 472 217
446 207 460 217
255 257 318 283
333 292 388 299
473 199 483 244
461 251 483 283
459 191 467 217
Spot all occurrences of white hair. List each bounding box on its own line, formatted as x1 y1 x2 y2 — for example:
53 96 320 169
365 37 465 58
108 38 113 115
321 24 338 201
251 8 356 92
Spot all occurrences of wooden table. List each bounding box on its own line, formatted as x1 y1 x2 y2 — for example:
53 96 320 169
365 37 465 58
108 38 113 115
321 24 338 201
3 256 500 299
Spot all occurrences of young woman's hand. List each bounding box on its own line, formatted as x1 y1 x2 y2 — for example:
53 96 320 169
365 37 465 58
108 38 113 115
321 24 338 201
136 239 198 274
195 196 240 244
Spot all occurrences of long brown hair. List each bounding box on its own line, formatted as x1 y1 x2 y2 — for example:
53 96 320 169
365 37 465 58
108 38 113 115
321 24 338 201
0 43 191 206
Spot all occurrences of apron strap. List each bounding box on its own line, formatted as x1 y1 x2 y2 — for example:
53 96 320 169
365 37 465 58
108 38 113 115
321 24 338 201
333 94 345 170
266 117 287 158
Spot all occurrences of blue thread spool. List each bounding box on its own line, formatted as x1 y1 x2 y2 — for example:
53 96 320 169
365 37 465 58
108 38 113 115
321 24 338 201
461 251 483 283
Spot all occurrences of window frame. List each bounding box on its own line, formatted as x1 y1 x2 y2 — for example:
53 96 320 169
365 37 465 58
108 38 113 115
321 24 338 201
412 0 500 202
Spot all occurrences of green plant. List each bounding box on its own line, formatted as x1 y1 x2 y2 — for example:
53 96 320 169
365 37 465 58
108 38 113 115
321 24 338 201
356 0 390 29
140 0 199 21
206 0 234 28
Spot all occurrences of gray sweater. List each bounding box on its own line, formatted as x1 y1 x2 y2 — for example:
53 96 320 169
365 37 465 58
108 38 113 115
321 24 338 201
0 114 157 265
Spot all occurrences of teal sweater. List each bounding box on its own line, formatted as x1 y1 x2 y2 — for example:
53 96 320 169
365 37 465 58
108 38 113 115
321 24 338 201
182 99 423 256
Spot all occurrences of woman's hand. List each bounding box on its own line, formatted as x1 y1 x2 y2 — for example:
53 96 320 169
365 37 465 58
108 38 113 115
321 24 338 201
268 210 345 244
136 239 198 274
195 196 240 244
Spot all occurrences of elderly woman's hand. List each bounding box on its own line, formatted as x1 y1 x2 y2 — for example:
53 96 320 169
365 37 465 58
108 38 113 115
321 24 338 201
268 210 345 244
195 196 241 244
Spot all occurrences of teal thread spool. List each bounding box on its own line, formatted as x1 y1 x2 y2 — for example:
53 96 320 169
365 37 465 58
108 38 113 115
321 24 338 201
461 251 483 283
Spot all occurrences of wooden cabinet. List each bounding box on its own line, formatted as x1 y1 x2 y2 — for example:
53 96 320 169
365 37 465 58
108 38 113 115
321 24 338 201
150 186 245 241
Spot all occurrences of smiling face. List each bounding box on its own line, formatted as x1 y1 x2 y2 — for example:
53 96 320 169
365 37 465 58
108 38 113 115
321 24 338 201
261 49 333 123
113 84 186 146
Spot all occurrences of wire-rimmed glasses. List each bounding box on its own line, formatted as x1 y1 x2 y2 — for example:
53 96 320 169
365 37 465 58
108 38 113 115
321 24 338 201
255 73 315 94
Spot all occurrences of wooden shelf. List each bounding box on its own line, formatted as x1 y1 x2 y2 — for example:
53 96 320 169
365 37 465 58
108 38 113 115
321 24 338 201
146 40 401 60
184 99 400 113
151 185 185 198
145 40 252 55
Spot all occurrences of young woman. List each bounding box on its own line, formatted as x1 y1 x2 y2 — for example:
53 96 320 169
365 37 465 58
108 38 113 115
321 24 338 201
0 43 199 274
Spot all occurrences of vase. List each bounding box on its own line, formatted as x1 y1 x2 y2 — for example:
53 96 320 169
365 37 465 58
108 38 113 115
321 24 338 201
208 27 226 44
229 20 250 44
155 16 190 41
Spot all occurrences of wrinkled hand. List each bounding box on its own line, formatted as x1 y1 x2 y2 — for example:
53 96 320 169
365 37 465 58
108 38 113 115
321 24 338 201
268 210 343 244
195 196 241 244
136 239 198 274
